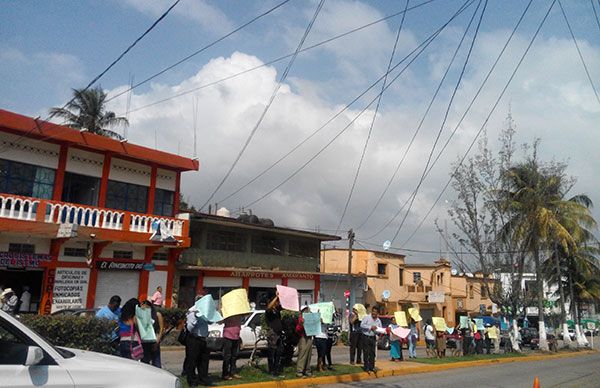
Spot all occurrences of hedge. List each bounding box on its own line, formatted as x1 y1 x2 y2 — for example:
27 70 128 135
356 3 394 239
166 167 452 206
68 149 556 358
19 315 117 355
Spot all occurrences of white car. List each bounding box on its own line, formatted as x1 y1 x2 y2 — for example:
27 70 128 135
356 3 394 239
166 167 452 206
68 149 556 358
0 310 181 388
207 310 267 351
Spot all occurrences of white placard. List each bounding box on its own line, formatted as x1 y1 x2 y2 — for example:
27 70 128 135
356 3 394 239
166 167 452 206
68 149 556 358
51 268 90 313
57 223 78 238
428 291 445 303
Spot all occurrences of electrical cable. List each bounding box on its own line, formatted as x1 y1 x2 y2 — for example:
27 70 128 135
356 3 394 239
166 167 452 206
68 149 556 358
390 0 488 245
238 0 476 211
558 0 600 106
199 0 326 211
335 0 410 235
105 0 292 104
356 0 485 231
0 0 181 155
364 0 533 242
400 0 558 248
592 0 600 32
118 0 441 118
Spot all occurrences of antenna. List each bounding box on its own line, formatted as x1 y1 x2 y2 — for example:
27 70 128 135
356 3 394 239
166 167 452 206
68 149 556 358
193 96 198 159
154 128 157 149
124 73 134 140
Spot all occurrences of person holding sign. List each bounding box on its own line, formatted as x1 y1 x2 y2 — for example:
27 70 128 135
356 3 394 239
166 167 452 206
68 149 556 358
386 316 403 361
295 306 314 378
221 315 242 381
360 306 382 373
266 295 284 377
185 294 218 387
348 307 363 365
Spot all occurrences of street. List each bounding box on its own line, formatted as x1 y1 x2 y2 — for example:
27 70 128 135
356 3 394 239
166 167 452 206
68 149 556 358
325 352 600 388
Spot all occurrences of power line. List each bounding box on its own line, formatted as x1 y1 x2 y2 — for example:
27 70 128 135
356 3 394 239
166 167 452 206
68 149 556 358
400 0 557 248
357 0 485 231
199 0 326 211
217 0 474 206
118 0 441 118
105 0 292 104
558 0 600 106
390 0 488 245
0 0 181 155
365 0 533 242
238 0 477 211
592 0 600 32
335 0 410 234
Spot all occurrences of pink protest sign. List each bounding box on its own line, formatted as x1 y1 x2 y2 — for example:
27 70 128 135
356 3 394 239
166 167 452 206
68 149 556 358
276 285 299 311
392 327 411 339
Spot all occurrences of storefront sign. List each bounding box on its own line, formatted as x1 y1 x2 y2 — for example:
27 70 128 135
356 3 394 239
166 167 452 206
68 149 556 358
428 291 445 303
0 252 52 268
51 268 90 313
96 261 144 270
57 223 78 238
228 271 315 280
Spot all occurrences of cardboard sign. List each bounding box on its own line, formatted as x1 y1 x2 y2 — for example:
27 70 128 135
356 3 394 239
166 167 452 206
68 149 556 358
302 312 322 337
460 316 470 329
447 327 455 335
194 294 222 322
51 268 89 313
475 318 485 331
432 317 447 332
391 326 411 339
309 302 335 324
394 311 408 327
136 306 157 342
276 285 299 311
353 303 367 320
221 288 252 319
408 307 422 322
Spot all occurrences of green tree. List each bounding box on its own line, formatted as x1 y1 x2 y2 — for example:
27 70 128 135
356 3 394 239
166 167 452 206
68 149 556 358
49 86 128 140
501 148 587 351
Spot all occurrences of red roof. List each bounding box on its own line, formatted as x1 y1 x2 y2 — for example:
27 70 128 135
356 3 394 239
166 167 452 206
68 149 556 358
0 109 199 172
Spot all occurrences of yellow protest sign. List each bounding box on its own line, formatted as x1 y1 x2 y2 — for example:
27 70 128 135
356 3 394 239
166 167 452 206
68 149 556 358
353 303 368 320
394 311 408 327
432 317 447 332
486 325 498 339
220 288 251 319
408 307 422 322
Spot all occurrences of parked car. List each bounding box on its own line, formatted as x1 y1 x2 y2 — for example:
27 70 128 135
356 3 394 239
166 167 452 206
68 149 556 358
558 328 575 341
519 327 538 346
207 310 267 352
530 333 558 351
51 308 99 317
0 310 181 387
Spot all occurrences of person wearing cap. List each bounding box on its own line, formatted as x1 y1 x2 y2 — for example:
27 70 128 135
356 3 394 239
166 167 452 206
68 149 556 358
1 288 18 315
295 305 313 378
349 307 362 365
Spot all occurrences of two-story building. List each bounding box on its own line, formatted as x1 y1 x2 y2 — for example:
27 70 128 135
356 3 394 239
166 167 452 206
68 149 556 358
175 211 340 309
0 109 197 313
321 248 496 326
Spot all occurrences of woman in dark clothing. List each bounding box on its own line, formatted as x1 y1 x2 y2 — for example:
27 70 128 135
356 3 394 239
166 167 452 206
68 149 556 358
118 298 142 359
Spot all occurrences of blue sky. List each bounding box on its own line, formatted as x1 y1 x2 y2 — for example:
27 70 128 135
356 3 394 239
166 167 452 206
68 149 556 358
2 0 600 262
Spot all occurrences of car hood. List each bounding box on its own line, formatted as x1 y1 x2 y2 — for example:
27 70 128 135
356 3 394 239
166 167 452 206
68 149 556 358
58 347 178 387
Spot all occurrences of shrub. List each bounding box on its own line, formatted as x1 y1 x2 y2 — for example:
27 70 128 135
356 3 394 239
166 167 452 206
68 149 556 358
19 315 117 355
340 330 349 346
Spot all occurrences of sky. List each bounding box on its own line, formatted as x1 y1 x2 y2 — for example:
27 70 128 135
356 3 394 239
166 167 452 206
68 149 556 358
1 0 600 264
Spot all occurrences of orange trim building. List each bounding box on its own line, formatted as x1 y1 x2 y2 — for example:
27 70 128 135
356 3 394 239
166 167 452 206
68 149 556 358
0 109 198 313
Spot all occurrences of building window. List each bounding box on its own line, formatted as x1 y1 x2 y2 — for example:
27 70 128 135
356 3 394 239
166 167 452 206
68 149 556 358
64 247 87 257
106 180 148 213
377 263 387 276
61 172 100 206
469 285 474 299
251 235 283 255
152 252 168 261
113 250 133 259
481 284 488 299
0 158 55 199
8 243 35 254
153 188 174 216
440 273 444 285
413 272 421 284
289 240 319 258
206 230 246 252
399 268 404 286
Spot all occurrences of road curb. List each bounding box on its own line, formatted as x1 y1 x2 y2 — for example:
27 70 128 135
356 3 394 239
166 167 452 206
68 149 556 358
224 350 596 388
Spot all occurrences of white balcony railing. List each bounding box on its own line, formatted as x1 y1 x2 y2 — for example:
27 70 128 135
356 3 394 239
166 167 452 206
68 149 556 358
0 194 185 238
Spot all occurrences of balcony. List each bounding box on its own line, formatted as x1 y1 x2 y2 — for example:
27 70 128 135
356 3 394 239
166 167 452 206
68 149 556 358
0 193 189 243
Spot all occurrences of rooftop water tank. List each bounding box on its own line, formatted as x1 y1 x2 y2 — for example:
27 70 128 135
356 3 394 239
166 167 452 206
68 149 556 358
216 207 231 217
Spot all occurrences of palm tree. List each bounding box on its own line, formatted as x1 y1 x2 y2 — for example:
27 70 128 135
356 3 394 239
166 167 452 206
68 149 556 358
49 86 128 140
500 156 583 351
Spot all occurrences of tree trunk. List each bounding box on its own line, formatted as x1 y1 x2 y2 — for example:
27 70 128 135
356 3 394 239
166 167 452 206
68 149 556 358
568 273 587 347
553 248 572 348
534 248 549 351
510 318 521 352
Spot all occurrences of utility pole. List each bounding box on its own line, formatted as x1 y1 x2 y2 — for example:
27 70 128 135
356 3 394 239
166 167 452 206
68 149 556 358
346 229 355 329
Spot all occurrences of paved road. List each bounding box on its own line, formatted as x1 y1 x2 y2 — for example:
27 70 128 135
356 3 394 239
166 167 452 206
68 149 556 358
325 352 600 388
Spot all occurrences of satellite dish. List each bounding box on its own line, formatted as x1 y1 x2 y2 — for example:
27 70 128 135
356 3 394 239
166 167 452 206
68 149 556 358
383 240 391 251
382 290 391 300
451 268 458 275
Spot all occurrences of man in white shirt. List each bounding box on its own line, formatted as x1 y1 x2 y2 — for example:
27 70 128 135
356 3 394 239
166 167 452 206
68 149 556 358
360 306 382 372
424 319 436 357
19 286 31 313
